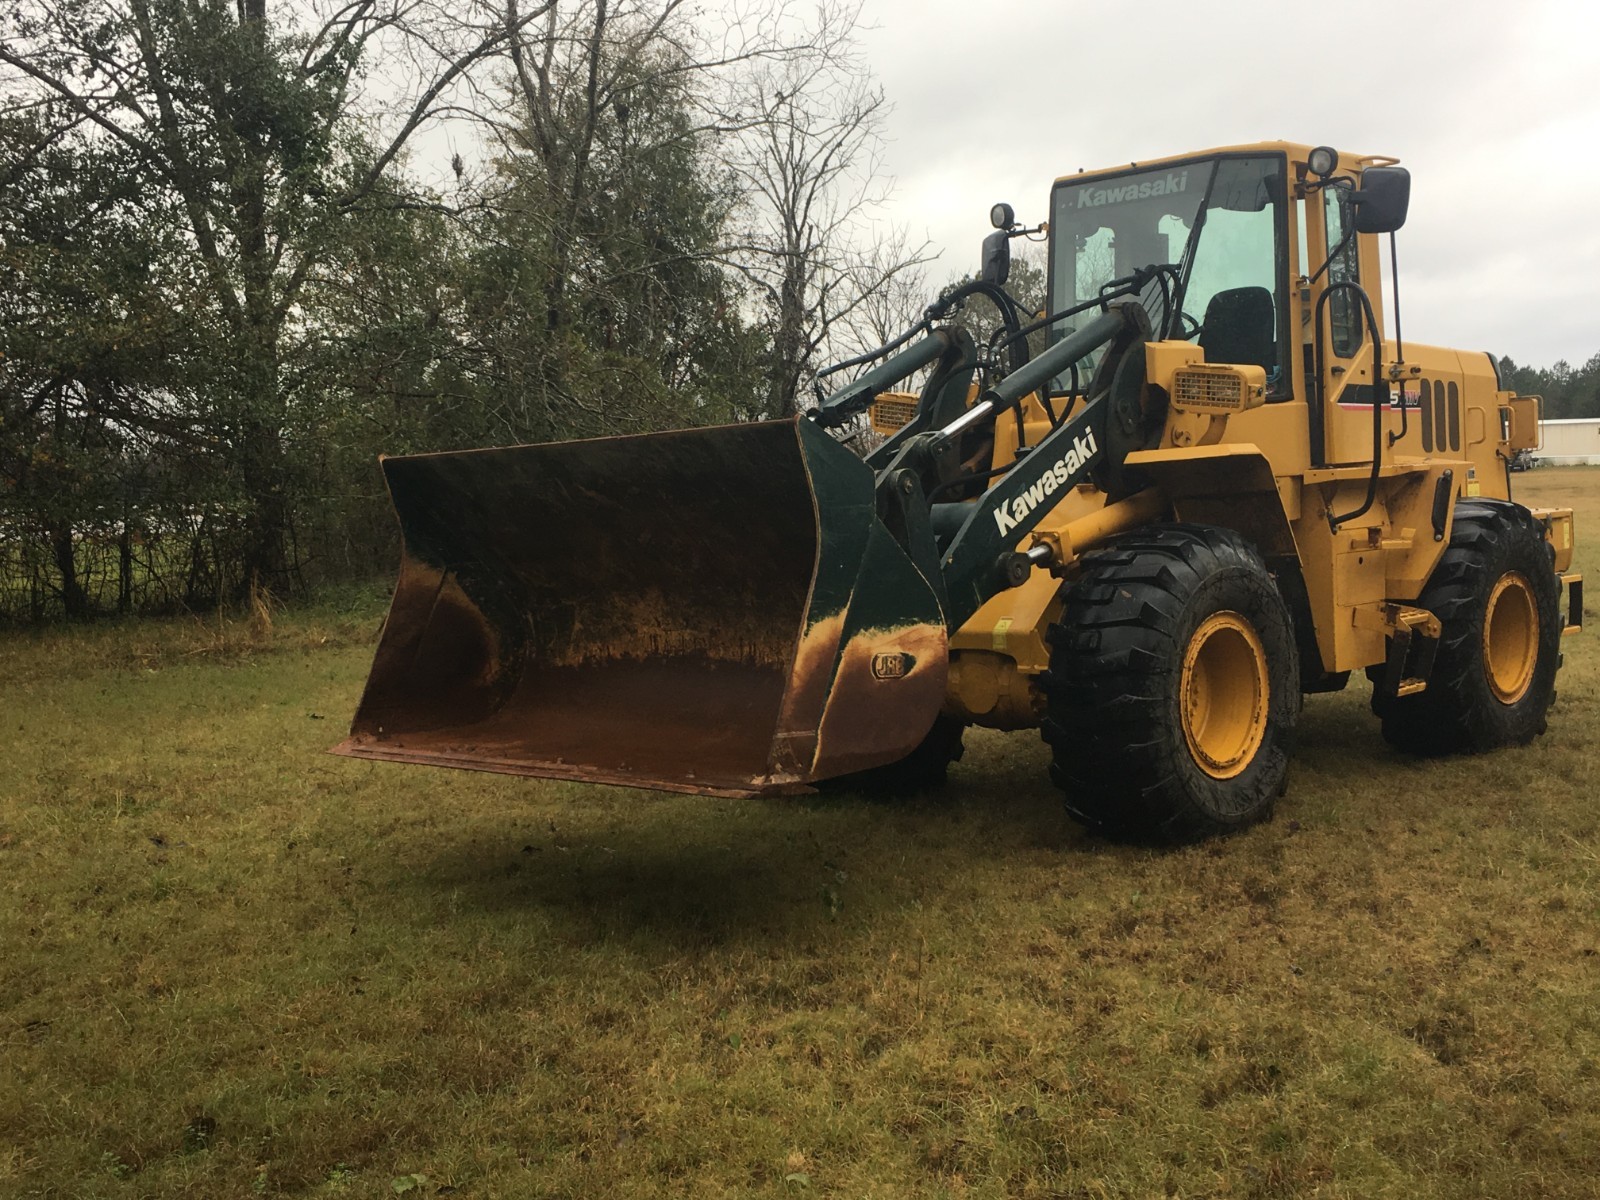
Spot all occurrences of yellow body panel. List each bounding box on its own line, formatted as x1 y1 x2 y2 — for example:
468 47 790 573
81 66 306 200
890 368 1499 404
934 141 1574 725
934 137 1580 729
1533 507 1577 574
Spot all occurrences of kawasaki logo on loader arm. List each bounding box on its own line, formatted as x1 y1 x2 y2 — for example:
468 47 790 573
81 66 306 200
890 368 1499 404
993 429 1098 536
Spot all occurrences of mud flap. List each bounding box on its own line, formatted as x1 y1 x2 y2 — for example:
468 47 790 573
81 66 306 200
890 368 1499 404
332 418 949 796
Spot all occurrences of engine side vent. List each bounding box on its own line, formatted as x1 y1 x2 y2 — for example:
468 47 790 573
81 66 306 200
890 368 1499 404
1172 364 1264 412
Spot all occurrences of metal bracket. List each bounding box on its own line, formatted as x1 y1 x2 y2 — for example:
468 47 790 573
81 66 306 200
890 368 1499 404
1353 602 1442 698
1562 573 1584 636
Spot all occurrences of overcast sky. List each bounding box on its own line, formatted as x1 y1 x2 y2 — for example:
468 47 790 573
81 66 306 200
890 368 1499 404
850 0 1597 370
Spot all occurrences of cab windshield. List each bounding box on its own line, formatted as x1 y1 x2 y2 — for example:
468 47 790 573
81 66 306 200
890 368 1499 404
1047 155 1286 393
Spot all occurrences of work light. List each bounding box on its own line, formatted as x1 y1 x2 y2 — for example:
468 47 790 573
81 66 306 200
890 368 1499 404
1307 146 1338 178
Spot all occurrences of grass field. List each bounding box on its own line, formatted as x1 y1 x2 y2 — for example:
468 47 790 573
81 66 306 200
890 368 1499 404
3 470 1598 1199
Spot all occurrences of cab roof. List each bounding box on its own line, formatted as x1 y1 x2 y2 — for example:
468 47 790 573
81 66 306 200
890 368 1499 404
1052 142 1398 188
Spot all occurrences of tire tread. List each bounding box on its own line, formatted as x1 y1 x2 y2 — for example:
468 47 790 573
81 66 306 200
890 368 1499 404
1375 500 1560 755
1041 524 1299 842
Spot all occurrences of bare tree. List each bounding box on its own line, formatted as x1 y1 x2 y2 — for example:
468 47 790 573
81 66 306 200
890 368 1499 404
722 8 933 417
838 230 932 359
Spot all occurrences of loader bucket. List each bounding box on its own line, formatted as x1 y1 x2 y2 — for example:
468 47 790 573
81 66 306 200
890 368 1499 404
332 418 950 796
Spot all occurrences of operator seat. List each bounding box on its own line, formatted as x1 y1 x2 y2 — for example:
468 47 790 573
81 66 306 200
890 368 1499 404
1198 286 1277 375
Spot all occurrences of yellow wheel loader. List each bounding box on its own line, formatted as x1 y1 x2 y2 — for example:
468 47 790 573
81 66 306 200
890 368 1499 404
335 142 1583 841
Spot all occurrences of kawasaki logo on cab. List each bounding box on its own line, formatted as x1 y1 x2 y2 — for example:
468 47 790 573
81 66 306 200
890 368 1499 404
1077 171 1188 208
993 430 1098 537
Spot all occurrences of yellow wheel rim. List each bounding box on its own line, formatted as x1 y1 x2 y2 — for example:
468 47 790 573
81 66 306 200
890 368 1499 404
1181 612 1270 780
1483 572 1539 704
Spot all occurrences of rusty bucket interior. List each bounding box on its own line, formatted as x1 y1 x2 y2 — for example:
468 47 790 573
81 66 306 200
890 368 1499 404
332 418 950 796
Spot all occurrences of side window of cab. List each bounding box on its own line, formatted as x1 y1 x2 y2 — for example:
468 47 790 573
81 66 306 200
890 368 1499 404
1323 186 1362 357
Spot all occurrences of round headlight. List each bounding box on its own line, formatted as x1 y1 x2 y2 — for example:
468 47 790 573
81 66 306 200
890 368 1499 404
1307 146 1339 178
990 202 1015 230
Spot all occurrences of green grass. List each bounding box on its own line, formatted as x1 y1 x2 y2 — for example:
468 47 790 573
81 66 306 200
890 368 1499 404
3 474 1598 1199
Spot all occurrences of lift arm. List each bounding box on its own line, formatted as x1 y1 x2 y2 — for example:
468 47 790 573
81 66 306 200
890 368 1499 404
873 304 1142 630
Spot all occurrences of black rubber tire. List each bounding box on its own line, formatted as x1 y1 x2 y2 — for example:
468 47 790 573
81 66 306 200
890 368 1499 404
818 713 966 797
1040 524 1300 842
1372 500 1560 756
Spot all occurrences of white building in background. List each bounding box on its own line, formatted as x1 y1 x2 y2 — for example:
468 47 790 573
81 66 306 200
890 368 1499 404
1537 418 1600 466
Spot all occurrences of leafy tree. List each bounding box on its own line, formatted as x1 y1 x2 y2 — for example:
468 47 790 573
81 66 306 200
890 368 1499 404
0 102 212 615
467 13 773 440
0 0 991 621
1499 353 1600 420
1 0 543 598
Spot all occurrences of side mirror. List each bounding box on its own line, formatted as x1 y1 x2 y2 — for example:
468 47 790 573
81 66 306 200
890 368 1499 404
981 230 1011 286
1353 166 1410 234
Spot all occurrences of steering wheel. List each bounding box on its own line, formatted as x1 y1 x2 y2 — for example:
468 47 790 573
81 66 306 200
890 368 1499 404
1171 309 1202 340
